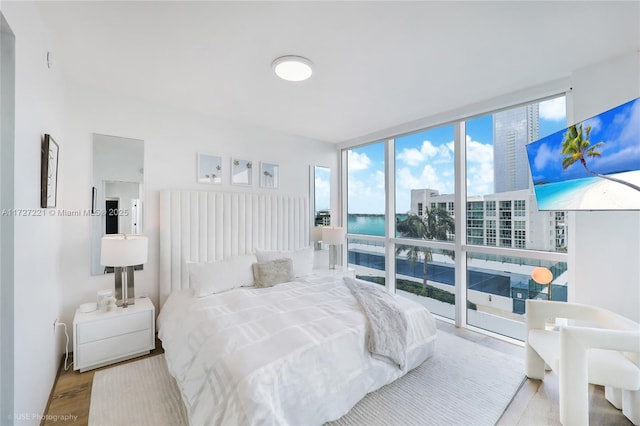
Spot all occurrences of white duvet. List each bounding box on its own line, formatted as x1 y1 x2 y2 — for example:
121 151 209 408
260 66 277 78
157 273 437 426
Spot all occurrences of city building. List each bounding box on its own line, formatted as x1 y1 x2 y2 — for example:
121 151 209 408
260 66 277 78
410 188 567 252
493 104 540 193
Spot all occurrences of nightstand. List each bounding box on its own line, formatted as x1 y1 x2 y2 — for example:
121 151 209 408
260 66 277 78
73 297 155 372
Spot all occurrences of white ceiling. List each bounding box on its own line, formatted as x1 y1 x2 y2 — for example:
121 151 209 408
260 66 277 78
37 1 639 143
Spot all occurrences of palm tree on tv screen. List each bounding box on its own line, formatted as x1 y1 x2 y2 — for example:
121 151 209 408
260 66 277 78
396 207 455 294
561 123 640 192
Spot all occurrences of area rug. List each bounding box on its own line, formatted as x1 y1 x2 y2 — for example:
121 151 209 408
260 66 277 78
89 330 524 426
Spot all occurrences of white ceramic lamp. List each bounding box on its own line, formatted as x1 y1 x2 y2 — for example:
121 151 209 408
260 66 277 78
101 234 148 307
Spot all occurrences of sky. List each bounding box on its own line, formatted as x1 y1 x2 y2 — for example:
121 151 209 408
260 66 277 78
528 97 640 185
348 96 567 214
314 166 331 211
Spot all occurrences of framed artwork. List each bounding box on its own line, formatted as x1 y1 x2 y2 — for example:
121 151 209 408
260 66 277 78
260 162 279 189
41 134 59 208
197 153 223 184
91 186 97 214
231 158 253 186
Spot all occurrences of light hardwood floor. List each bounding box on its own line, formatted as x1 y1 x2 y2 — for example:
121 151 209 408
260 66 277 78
43 321 631 426
42 338 165 426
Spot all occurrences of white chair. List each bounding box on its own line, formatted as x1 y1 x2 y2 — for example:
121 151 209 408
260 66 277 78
525 299 640 426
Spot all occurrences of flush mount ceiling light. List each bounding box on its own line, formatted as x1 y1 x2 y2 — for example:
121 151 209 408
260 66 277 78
272 55 313 82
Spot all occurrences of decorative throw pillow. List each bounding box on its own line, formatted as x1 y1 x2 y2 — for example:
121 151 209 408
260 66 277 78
187 254 257 297
255 247 314 277
252 258 294 288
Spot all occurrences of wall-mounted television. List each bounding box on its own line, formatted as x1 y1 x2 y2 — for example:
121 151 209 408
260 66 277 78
526 97 640 211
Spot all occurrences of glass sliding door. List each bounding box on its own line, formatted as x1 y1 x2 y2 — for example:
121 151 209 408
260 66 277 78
394 125 456 319
464 95 568 337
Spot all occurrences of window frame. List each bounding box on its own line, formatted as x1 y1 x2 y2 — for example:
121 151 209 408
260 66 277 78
340 91 570 339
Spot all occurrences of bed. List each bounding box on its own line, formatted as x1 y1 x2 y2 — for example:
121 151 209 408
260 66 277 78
157 191 438 425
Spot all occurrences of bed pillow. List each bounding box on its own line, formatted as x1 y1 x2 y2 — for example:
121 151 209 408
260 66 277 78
255 247 314 277
252 258 294 288
187 254 257 297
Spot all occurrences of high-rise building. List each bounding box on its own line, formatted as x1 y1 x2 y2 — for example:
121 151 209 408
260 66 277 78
493 105 540 193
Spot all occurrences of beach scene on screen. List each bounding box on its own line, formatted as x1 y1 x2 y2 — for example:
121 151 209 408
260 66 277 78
526 97 640 211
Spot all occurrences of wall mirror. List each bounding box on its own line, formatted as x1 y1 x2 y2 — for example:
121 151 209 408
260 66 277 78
310 165 330 249
312 166 331 226
90 133 144 275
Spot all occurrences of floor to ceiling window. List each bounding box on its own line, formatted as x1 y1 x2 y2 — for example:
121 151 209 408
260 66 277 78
342 93 569 340
346 142 386 282
464 96 568 339
394 125 456 319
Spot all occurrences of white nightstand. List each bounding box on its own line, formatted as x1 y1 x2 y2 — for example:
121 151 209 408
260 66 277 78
73 297 155 372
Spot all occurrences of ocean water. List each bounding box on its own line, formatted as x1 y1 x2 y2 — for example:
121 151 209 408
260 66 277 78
347 214 407 236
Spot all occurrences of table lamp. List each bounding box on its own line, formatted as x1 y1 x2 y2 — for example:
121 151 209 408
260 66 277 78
101 234 148 307
531 266 553 301
321 226 346 269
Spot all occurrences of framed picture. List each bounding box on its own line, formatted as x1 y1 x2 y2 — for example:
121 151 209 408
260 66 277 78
260 162 279 189
231 158 253 186
91 186 97 214
197 153 223 184
41 134 59 208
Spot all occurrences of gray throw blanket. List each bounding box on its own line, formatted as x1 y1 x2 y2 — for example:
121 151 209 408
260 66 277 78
343 277 408 370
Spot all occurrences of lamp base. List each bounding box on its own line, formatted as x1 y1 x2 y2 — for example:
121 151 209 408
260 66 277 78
114 266 136 307
329 245 337 270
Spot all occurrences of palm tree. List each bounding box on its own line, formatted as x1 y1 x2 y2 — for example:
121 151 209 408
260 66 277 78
396 207 455 294
562 123 640 192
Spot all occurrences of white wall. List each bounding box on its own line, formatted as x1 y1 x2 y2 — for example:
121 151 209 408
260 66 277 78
1 2 66 424
0 10 16 425
2 4 337 422
568 52 640 322
58 81 338 329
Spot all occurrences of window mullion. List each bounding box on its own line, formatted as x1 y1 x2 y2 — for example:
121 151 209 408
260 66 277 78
454 122 467 328
385 138 396 293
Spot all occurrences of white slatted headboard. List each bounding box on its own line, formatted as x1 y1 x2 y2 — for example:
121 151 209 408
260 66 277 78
159 190 309 307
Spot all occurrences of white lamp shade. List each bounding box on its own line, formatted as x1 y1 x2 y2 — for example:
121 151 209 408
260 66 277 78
311 226 324 242
101 234 148 267
322 226 346 245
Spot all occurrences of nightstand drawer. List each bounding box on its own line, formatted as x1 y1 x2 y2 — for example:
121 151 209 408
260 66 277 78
76 329 153 369
73 297 155 371
77 310 151 344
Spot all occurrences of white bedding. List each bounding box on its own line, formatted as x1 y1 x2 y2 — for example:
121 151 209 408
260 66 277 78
157 272 437 426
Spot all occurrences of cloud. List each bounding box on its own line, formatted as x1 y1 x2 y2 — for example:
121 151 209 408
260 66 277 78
465 136 494 196
583 116 602 134
348 172 386 214
618 99 640 145
397 140 443 166
539 97 566 121
395 164 454 213
348 150 371 171
533 142 555 171
466 136 493 164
